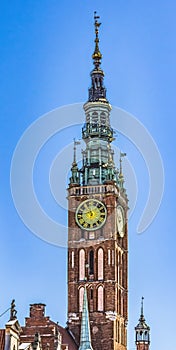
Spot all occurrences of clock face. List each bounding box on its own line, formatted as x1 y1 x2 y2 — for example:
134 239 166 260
117 206 125 237
75 199 107 231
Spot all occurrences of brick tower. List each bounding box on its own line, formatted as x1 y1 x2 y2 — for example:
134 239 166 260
67 13 128 350
135 298 150 350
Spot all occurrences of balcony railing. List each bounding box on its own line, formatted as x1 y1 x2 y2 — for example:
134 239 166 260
68 184 119 196
82 123 113 139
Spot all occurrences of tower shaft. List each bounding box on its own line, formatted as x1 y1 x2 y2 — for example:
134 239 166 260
67 13 128 350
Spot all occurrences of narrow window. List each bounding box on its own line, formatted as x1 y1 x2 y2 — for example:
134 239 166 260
79 249 85 280
122 254 124 287
117 321 120 343
119 289 121 314
98 248 104 280
112 250 114 265
97 286 104 311
121 324 124 345
117 250 119 283
108 249 111 265
89 250 94 275
119 252 122 285
71 251 74 268
79 287 84 312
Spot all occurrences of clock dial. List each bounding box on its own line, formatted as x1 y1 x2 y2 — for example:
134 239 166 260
117 206 125 237
76 199 107 231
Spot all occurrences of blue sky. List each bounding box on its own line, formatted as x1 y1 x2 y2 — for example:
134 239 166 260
1 1 176 349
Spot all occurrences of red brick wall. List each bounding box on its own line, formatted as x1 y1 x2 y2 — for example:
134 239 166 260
67 185 128 350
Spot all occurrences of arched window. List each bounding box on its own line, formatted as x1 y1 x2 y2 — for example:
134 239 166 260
91 112 98 124
89 286 94 312
100 112 106 125
98 248 104 280
97 286 104 311
79 287 84 312
79 249 85 280
89 250 94 275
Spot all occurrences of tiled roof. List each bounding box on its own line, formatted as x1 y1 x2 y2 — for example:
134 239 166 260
0 329 5 350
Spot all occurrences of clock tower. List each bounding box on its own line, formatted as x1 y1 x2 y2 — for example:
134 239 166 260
67 13 128 350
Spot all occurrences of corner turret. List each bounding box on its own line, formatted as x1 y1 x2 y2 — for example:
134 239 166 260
135 297 150 350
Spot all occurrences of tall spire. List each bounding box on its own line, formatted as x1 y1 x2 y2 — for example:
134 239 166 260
88 12 108 103
79 287 93 350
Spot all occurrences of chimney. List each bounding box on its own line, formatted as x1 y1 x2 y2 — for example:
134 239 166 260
30 304 46 319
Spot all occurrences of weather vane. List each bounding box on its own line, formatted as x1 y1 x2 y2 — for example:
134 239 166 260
92 11 102 68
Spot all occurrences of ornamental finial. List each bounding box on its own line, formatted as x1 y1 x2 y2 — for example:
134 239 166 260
141 296 144 317
69 139 80 186
119 152 126 188
72 138 80 166
92 11 102 68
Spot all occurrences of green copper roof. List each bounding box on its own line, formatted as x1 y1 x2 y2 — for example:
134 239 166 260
79 287 93 350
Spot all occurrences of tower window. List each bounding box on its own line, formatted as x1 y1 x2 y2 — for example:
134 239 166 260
119 289 121 315
121 324 124 345
112 250 115 265
119 252 122 285
98 248 104 280
89 250 94 275
97 286 104 311
71 251 74 268
79 249 85 280
117 321 120 343
91 112 98 124
108 249 111 265
100 112 106 125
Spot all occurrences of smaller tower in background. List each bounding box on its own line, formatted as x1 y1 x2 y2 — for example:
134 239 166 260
135 297 150 350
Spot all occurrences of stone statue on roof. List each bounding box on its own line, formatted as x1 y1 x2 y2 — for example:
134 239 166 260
10 299 17 320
